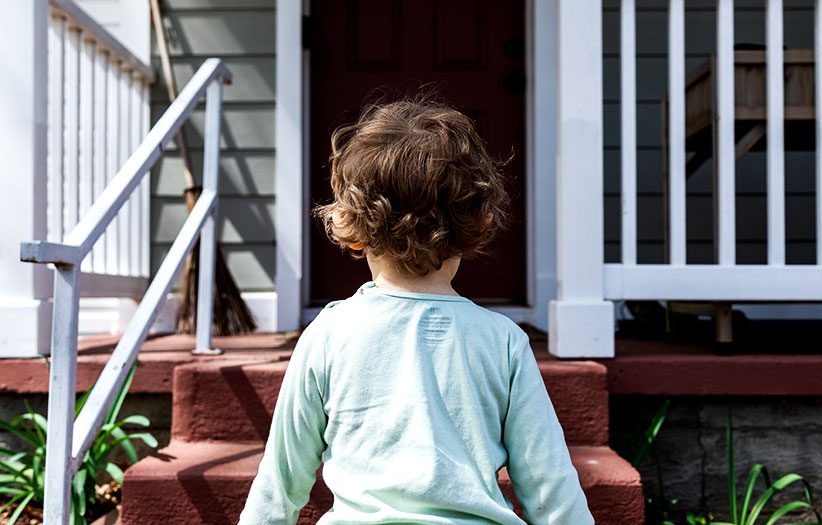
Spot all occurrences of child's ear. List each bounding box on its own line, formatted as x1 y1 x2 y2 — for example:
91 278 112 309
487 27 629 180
348 242 365 251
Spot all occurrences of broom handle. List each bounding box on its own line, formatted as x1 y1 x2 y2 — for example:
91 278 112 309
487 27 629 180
149 0 197 196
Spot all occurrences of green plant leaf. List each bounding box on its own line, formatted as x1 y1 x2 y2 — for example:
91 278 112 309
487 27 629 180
0 493 24 515
101 432 158 459
104 462 124 485
22 400 46 444
72 469 87 517
0 418 40 448
631 399 670 467
91 415 151 464
19 413 48 443
105 363 137 426
74 385 93 419
765 501 814 525
748 474 809 524
106 427 139 464
728 406 738 525
741 464 771 524
6 491 34 525
117 414 150 428
0 458 26 478
8 414 44 448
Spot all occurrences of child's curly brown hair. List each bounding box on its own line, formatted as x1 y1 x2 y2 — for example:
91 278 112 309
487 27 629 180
314 98 510 276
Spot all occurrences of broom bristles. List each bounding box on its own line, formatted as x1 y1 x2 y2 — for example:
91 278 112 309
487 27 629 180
175 188 257 336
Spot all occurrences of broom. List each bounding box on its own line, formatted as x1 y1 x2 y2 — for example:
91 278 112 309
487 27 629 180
150 0 257 337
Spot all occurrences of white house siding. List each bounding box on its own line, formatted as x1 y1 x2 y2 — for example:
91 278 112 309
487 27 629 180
149 0 277 292
74 0 151 63
603 0 816 265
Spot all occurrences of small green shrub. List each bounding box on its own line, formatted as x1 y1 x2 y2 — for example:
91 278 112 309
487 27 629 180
0 364 157 524
711 407 821 525
631 401 821 525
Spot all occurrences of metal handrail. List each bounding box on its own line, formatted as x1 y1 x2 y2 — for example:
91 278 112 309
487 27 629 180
20 58 231 523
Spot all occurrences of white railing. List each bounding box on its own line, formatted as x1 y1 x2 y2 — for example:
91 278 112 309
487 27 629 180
0 0 154 357
48 0 153 293
20 58 231 523
606 0 820 298
550 0 822 357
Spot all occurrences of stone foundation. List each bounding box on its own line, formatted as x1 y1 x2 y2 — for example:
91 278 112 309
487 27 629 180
610 396 822 522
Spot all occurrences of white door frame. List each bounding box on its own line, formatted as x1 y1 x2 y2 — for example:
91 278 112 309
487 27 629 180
275 0 557 332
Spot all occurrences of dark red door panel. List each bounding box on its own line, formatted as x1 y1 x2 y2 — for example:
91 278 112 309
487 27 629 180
309 0 526 305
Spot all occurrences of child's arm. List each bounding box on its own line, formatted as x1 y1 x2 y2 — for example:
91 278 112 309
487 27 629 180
503 334 595 525
238 328 327 525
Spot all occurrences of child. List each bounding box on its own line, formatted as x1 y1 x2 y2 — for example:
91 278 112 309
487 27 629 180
238 99 594 524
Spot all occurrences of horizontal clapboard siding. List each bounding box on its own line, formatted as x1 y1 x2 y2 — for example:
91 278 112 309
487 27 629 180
603 1 816 264
149 0 276 291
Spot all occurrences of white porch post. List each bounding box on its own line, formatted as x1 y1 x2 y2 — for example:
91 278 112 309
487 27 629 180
548 0 614 358
274 0 304 331
0 0 52 357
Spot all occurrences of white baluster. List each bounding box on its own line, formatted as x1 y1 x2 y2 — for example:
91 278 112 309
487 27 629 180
716 0 736 265
64 26 80 238
118 67 131 276
141 81 150 278
130 72 141 276
668 0 686 265
48 15 66 242
767 0 785 265
79 36 95 272
92 50 108 274
106 61 120 274
816 0 822 264
621 0 637 266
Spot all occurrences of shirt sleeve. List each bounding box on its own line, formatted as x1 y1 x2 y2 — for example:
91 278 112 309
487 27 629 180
238 323 328 525
502 335 595 525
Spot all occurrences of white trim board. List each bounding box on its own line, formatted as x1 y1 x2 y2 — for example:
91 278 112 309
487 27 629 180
274 0 305 332
604 264 822 301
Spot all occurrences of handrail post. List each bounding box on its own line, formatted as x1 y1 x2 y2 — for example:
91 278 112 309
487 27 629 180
43 264 80 524
194 79 224 355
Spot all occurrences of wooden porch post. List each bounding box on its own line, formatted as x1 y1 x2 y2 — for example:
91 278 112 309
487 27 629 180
548 0 614 358
0 0 52 357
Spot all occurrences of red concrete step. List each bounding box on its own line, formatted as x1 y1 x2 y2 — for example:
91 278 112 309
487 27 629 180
121 441 642 525
171 357 609 446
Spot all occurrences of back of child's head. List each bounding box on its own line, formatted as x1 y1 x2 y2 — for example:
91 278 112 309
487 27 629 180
315 98 510 276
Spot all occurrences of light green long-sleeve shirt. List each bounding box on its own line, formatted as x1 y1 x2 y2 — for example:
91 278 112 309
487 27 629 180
238 282 594 524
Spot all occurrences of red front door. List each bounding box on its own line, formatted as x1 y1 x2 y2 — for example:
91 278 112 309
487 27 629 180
309 0 526 305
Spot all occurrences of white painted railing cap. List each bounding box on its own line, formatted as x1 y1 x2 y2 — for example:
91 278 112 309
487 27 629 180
20 241 81 265
205 57 233 85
